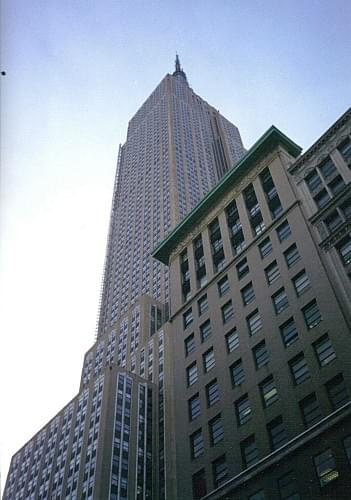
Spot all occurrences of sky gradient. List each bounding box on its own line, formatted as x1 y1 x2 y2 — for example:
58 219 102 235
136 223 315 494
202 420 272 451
1 0 350 487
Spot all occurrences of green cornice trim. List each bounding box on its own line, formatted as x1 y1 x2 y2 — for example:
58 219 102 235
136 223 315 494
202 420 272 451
152 126 302 265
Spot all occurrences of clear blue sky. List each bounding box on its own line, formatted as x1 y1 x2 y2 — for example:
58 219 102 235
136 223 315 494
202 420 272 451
1 0 350 486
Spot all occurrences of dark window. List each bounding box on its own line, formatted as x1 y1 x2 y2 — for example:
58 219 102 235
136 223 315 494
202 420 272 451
343 435 351 464
206 379 220 407
284 244 300 268
338 138 351 165
209 218 225 272
217 275 230 296
241 435 259 468
249 491 265 500
314 189 330 209
326 373 350 409
231 359 245 386
341 198 351 218
241 282 255 306
280 317 298 347
212 455 228 488
265 261 280 284
203 348 215 372
200 319 212 343
267 416 288 450
305 169 322 191
260 375 278 407
260 168 283 219
226 328 239 353
277 470 300 500
300 393 322 428
222 300 234 323
293 270 311 296
188 394 201 421
329 174 345 195
314 334 336 366
302 299 322 329
237 257 249 279
209 414 224 445
289 353 310 385
185 333 195 356
276 220 291 242
253 341 269 369
180 249 191 301
244 184 265 235
192 469 207 500
247 309 262 336
226 200 246 255
336 235 351 266
183 308 193 329
258 237 273 258
190 429 204 458
272 288 289 314
319 158 337 179
198 294 208 315
187 362 198 387
324 210 343 232
313 449 339 487
194 235 207 288
235 394 252 425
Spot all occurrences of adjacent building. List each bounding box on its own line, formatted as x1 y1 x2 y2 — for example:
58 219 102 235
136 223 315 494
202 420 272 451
4 57 351 500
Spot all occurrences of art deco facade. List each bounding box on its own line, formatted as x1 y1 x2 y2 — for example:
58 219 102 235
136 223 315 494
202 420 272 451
153 108 351 499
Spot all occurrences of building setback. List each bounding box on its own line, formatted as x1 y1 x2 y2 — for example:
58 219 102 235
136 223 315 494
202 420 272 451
153 108 351 499
4 61 351 499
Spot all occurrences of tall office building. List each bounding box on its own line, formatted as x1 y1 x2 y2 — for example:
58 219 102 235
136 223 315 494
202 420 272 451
3 58 245 500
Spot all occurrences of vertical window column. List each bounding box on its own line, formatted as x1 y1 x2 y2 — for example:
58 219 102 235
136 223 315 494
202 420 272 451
243 183 266 236
259 168 283 219
208 218 225 272
193 235 207 288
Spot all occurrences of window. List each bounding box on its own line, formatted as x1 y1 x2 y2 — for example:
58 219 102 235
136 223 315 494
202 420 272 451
225 328 239 353
212 455 228 488
324 210 343 232
338 138 351 165
209 218 225 272
249 491 265 500
209 414 224 445
284 244 300 268
329 175 345 196
185 334 195 356
343 435 351 464
217 275 230 296
241 282 255 306
192 469 207 500
258 237 272 258
267 416 288 450
200 319 212 342
237 257 249 279
302 300 322 329
203 348 215 372
280 317 298 347
194 235 207 288
222 300 234 323
305 169 322 191
183 308 193 329
190 429 204 458
276 220 291 242
265 261 280 284
260 376 278 407
277 470 300 500
187 362 198 387
336 235 351 265
341 198 351 219
260 168 283 219
272 288 289 314
226 200 246 255
198 294 208 315
293 270 310 296
299 393 322 428
206 379 220 406
314 189 330 209
231 359 245 386
235 394 252 425
319 158 337 179
247 309 262 336
289 353 310 385
241 435 259 468
326 373 350 409
313 449 339 487
253 341 269 369
180 249 191 301
188 394 200 421
314 335 336 366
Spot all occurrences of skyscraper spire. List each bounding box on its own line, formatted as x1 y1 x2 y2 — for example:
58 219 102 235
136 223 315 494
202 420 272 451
173 53 187 82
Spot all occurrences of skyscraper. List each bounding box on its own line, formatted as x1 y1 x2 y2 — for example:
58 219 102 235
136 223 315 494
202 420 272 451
4 58 245 500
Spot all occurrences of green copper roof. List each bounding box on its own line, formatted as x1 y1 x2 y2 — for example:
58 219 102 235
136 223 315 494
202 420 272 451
152 126 302 265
